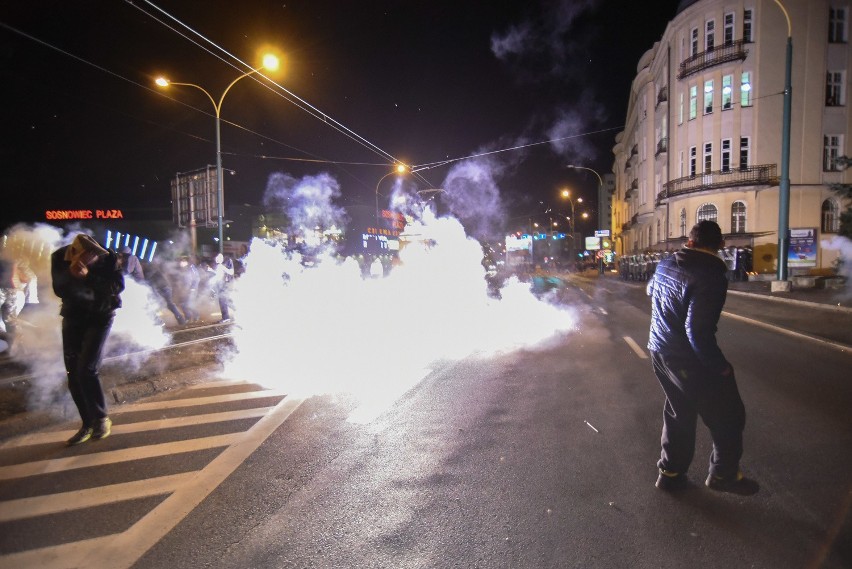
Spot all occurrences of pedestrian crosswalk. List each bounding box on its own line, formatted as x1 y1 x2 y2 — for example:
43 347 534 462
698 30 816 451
0 379 301 569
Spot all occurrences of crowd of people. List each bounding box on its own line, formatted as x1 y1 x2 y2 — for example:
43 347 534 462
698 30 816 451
619 246 754 283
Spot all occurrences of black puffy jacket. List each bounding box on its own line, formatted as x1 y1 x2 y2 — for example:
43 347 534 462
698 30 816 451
646 247 730 373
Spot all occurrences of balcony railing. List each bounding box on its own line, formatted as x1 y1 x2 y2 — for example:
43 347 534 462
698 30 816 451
655 137 668 157
657 164 778 204
678 40 749 79
656 85 668 107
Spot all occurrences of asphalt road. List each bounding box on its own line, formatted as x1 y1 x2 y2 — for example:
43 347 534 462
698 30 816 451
1 277 850 568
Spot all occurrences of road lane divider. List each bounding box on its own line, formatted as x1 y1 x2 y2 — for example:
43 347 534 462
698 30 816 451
622 336 649 359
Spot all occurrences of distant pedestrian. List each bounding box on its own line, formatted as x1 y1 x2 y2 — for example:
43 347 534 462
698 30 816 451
175 256 200 323
51 234 124 446
646 220 758 495
118 246 145 282
145 260 186 326
209 253 234 323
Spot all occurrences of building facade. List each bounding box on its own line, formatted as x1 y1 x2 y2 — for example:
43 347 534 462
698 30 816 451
612 0 851 274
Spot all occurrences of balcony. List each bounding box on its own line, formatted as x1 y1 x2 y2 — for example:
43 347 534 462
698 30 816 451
656 164 778 204
656 85 668 107
678 40 749 79
625 178 638 198
655 137 668 157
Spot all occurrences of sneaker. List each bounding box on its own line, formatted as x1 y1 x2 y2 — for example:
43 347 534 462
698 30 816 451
91 417 112 441
219 318 232 324
656 469 689 491
705 471 759 496
66 426 93 446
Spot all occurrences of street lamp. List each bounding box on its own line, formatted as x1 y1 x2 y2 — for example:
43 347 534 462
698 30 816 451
156 53 280 254
375 163 407 224
772 0 793 287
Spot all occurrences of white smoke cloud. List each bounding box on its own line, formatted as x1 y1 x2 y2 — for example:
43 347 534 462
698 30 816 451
223 173 577 424
547 96 607 162
821 235 852 300
491 23 533 59
2 223 170 414
440 157 506 240
264 171 346 233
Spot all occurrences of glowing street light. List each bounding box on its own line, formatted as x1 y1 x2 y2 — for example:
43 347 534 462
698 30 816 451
375 163 408 224
156 53 280 253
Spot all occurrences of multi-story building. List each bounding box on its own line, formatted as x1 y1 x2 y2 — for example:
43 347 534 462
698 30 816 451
612 0 851 274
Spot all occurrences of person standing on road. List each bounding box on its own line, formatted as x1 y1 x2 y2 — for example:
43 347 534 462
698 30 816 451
51 234 124 446
646 220 758 495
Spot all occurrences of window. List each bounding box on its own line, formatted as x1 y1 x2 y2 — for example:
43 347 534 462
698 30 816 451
704 80 714 114
740 137 750 170
731 201 746 233
706 20 715 51
704 142 713 173
743 9 753 42
679 91 684 124
741 72 752 107
822 199 840 233
824 135 844 171
721 139 732 171
724 13 735 45
697 203 718 223
680 209 687 236
691 28 699 57
829 7 847 43
679 151 684 177
722 75 733 109
690 146 697 176
689 85 698 119
826 71 844 106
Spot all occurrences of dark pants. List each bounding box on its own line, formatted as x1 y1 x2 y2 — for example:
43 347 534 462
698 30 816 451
651 350 746 479
62 316 113 426
158 286 186 325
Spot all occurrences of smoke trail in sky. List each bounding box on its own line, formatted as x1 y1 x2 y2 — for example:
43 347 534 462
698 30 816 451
224 171 577 423
547 93 607 163
264 172 347 238
440 157 506 240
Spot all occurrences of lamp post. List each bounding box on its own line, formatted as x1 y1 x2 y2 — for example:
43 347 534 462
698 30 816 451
566 165 606 273
156 53 280 254
559 189 586 264
773 0 793 286
375 164 407 224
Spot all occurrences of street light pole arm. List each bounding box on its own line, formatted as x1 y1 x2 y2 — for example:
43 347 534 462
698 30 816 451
166 82 219 115
566 165 603 187
217 67 264 115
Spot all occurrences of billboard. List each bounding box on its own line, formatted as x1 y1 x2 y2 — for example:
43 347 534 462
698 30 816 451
585 236 601 250
787 228 817 268
506 234 532 252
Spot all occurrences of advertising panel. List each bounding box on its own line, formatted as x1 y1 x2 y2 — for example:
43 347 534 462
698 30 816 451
787 228 817 268
585 236 601 250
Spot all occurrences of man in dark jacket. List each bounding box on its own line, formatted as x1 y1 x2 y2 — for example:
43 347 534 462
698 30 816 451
51 234 125 446
646 220 757 495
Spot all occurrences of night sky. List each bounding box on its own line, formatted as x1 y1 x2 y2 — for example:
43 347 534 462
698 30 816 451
1 0 682 236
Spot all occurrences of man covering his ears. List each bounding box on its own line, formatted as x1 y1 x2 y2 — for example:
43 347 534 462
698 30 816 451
51 234 124 446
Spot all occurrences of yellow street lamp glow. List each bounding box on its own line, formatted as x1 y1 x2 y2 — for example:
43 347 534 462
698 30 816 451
561 189 570 198
262 53 280 71
396 164 407 174
155 77 169 87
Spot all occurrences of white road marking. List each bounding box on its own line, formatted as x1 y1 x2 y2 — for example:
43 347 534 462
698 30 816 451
0 434 240 481
0 407 273 450
117 388 287 412
623 336 649 359
0 471 196 522
722 311 851 353
597 307 608 315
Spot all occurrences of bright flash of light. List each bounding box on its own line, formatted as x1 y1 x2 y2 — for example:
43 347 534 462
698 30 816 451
223 202 577 424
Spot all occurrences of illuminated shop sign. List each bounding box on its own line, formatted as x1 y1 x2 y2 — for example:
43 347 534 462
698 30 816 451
45 209 125 220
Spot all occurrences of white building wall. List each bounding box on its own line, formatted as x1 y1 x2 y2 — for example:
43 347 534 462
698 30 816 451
611 0 852 273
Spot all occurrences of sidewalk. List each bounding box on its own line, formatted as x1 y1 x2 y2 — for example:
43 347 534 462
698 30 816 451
726 277 852 310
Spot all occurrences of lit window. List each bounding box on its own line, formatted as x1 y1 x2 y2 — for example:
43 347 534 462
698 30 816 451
740 72 752 107
704 80 714 114
689 85 698 119
722 75 733 109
